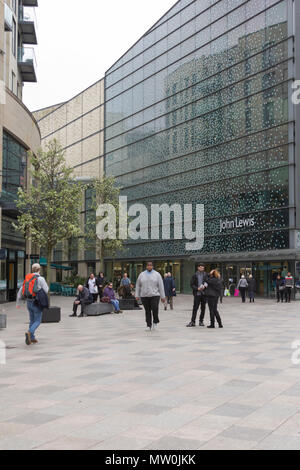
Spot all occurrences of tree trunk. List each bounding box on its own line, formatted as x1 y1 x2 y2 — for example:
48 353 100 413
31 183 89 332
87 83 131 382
46 246 52 306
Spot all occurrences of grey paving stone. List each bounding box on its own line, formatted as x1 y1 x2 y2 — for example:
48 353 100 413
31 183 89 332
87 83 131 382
209 403 258 419
6 412 60 426
146 435 204 450
127 403 172 416
220 426 272 442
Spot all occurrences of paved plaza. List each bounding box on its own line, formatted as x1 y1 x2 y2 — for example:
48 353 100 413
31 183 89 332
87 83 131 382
0 295 300 450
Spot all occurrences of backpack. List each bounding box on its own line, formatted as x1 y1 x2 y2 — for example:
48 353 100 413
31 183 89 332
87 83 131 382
22 274 39 300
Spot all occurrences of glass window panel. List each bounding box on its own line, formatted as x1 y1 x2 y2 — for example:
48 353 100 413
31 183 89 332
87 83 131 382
211 0 228 22
167 13 181 34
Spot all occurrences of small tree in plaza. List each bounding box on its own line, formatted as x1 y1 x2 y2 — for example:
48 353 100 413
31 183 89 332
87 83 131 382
84 176 125 272
14 140 85 289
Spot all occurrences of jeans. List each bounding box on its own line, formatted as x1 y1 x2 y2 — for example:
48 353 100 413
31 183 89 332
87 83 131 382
141 297 160 328
191 294 206 324
27 300 43 340
110 299 120 312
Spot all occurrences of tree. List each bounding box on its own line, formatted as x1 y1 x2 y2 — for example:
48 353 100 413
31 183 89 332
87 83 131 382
84 176 125 271
14 140 85 290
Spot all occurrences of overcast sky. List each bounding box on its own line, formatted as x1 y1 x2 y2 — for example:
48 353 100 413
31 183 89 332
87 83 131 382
23 0 176 111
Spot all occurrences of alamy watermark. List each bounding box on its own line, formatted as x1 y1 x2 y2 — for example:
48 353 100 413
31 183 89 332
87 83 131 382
291 340 300 366
96 197 205 251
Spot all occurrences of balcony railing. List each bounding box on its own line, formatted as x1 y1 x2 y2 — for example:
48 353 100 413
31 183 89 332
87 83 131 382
17 47 37 82
18 6 37 44
4 3 13 32
22 0 38 6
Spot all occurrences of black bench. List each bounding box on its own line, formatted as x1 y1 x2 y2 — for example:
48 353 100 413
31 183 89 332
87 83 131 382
85 303 114 317
42 307 61 323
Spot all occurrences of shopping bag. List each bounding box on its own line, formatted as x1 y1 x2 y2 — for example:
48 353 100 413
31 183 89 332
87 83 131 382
234 289 240 297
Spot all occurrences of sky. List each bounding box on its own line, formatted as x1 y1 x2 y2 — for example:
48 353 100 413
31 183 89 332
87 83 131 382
23 0 177 112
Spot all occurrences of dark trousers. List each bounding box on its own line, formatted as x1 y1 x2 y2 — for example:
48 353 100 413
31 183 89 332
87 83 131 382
285 287 292 302
73 300 91 316
142 296 160 328
92 293 98 303
207 296 222 327
191 294 206 324
277 290 284 302
239 287 246 303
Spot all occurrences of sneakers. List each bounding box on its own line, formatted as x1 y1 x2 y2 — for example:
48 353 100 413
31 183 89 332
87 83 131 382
25 332 32 346
152 324 158 331
145 327 152 332
199 322 205 327
186 322 196 328
69 314 77 317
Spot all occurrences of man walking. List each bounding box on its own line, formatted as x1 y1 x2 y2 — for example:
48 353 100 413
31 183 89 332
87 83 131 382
163 272 176 311
187 264 208 328
136 262 166 331
17 263 49 346
70 285 93 317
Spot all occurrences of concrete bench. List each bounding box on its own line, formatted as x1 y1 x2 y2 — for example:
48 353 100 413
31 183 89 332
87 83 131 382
85 303 114 317
119 299 142 310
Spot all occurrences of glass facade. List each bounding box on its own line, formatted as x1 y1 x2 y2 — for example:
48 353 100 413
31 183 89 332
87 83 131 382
104 0 293 264
2 131 27 203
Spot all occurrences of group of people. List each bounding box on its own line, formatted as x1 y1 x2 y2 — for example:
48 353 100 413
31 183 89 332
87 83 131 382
187 264 223 329
275 273 294 303
16 261 296 345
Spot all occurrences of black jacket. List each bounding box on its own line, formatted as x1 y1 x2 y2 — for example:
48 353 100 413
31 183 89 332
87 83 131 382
247 278 256 293
205 277 222 298
276 278 285 291
77 287 92 304
191 272 209 296
35 289 49 310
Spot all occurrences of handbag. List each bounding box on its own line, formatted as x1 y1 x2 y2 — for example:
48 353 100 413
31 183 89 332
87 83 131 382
234 289 240 297
279 285 285 291
101 296 111 303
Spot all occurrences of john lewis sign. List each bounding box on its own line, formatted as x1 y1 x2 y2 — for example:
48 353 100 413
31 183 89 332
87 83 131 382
220 217 255 233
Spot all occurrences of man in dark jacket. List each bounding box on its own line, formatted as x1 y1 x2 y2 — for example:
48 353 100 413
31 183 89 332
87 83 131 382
70 285 92 318
187 264 209 327
163 273 176 311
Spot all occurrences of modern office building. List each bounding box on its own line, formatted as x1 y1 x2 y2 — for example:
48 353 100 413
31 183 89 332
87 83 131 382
104 0 300 297
37 0 300 298
34 79 105 278
0 0 40 302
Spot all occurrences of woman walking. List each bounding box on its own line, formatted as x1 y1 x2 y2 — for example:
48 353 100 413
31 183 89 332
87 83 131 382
205 270 223 329
276 275 285 303
237 275 248 303
248 275 256 303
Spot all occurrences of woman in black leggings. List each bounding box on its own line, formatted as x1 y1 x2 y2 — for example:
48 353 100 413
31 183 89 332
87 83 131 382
205 270 223 329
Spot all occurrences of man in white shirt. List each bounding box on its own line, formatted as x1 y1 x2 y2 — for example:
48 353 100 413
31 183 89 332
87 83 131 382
136 262 165 331
17 264 49 345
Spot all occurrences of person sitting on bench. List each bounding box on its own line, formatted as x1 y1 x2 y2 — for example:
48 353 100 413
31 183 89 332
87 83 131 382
70 285 92 318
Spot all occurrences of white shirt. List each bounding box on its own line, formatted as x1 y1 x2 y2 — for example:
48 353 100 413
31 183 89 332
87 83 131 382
88 278 98 294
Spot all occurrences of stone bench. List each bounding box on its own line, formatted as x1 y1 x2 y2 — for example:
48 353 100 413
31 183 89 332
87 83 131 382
85 303 114 317
119 299 142 311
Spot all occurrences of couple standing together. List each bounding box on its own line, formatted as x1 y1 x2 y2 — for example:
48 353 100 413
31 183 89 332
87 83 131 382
187 264 223 329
